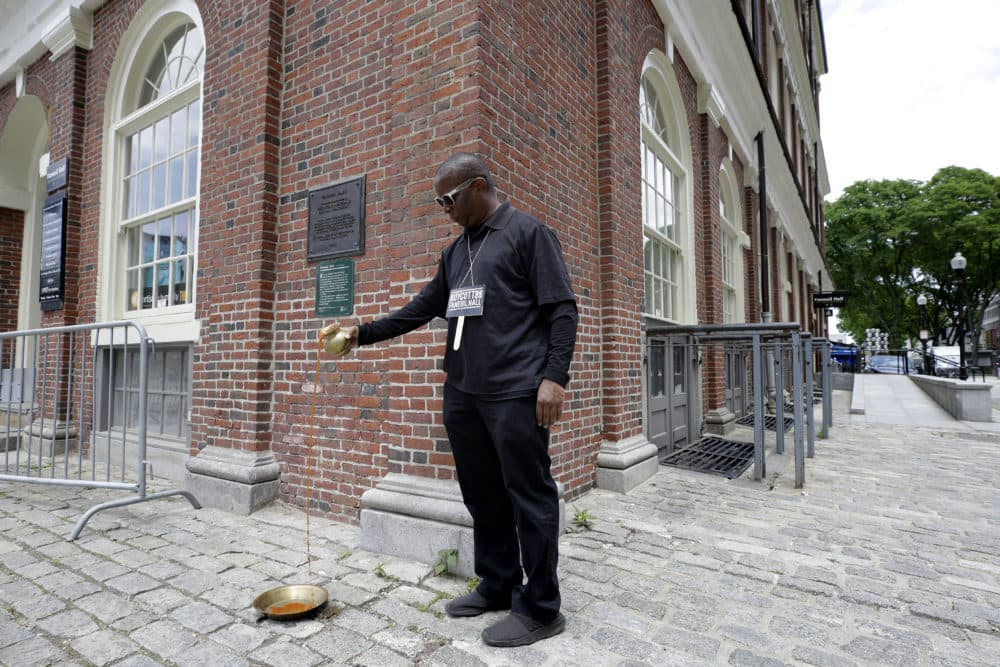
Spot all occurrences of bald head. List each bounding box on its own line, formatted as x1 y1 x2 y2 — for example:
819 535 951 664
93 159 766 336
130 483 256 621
436 152 494 191
433 152 500 230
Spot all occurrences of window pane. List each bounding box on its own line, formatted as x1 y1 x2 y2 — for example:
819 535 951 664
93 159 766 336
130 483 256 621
147 395 163 433
650 342 665 397
141 267 154 309
154 117 169 163
126 228 139 267
173 210 189 254
158 217 172 259
164 350 183 389
168 156 184 204
141 222 156 262
126 269 139 311
127 391 139 429
136 170 151 216
148 352 164 391
152 162 167 210
174 259 187 304
673 347 685 394
170 107 186 155
186 150 198 198
139 126 153 170
157 263 170 307
188 99 201 147
164 396 183 437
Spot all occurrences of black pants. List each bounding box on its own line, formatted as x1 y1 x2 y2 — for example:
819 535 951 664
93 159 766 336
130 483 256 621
442 383 561 622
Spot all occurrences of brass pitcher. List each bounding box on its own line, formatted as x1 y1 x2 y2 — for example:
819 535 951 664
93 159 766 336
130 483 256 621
320 324 353 357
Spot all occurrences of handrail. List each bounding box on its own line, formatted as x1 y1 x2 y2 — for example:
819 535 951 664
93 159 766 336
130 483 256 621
862 347 989 382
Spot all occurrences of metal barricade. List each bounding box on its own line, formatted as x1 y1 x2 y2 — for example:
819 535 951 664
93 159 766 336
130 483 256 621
0 321 200 539
647 323 826 488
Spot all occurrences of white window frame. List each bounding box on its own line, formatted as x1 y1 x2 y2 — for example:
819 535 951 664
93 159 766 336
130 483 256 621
640 51 695 325
719 161 748 324
97 0 203 344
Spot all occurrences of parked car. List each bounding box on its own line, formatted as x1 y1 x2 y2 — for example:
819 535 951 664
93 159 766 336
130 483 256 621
866 354 910 374
930 345 961 377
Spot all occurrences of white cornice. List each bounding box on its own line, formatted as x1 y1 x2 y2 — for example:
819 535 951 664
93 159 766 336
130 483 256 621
697 83 725 129
42 6 93 60
0 1 106 88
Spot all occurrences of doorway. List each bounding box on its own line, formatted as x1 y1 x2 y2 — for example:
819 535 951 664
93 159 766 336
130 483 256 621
647 334 691 458
725 347 748 418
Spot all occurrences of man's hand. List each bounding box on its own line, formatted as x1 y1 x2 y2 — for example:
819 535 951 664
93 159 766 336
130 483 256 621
320 323 359 343
536 379 566 429
340 325 359 343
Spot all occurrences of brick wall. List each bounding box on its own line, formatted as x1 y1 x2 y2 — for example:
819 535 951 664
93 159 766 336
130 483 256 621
190 0 285 460
594 0 663 443
272 0 484 519
0 0 825 523
0 208 22 335
30 47 88 328
473 0 603 494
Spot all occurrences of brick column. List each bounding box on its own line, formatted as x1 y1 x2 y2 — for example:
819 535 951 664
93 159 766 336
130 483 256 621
590 0 664 492
184 1 285 513
21 39 90 453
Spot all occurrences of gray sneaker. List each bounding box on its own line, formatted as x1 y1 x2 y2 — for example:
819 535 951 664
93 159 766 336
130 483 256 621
445 590 511 618
481 612 566 647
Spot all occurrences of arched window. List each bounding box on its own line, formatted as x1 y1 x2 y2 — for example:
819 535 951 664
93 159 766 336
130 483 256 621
119 21 203 315
99 0 204 445
639 58 691 323
719 163 745 323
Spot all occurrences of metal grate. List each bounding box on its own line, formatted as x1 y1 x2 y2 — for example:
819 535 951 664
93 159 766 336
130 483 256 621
659 437 755 479
736 414 795 432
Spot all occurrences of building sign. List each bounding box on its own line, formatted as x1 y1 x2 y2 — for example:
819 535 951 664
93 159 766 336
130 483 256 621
39 192 67 310
307 175 366 261
813 290 847 308
315 258 355 317
46 157 68 192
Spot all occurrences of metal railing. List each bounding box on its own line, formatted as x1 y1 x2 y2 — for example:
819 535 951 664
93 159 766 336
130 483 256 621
0 321 200 539
647 323 833 489
858 348 990 382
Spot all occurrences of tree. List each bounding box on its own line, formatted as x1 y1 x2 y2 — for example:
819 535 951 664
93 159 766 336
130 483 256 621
910 167 1000 364
825 179 922 348
825 167 1000 362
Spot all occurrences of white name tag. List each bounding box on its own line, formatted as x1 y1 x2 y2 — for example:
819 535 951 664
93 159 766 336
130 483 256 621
446 286 485 318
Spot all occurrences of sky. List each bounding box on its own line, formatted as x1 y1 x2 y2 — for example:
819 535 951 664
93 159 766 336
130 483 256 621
819 0 1000 200
817 0 1000 342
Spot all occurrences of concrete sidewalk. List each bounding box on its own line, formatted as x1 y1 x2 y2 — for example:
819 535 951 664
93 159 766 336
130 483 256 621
852 373 1000 430
1 393 998 666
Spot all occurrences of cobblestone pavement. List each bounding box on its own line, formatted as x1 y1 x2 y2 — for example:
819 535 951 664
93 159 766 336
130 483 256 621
1 392 998 666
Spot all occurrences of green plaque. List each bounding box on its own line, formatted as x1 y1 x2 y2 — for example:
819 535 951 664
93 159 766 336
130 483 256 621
315 259 355 317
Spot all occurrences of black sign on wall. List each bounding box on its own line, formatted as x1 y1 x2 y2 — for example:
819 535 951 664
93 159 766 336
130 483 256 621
46 157 68 193
39 192 67 311
812 290 847 308
307 175 366 261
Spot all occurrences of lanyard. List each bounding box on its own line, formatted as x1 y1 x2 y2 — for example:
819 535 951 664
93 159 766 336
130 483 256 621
460 228 491 287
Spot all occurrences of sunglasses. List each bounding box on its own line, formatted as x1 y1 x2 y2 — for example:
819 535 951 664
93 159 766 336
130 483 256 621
435 178 479 207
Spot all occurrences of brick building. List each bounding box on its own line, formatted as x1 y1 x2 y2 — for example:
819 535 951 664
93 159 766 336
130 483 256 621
0 0 829 563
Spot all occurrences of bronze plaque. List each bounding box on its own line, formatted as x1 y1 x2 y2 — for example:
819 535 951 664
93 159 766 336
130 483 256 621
307 175 366 261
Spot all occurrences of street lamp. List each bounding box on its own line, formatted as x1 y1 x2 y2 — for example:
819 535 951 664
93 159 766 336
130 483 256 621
950 251 967 380
917 293 930 375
